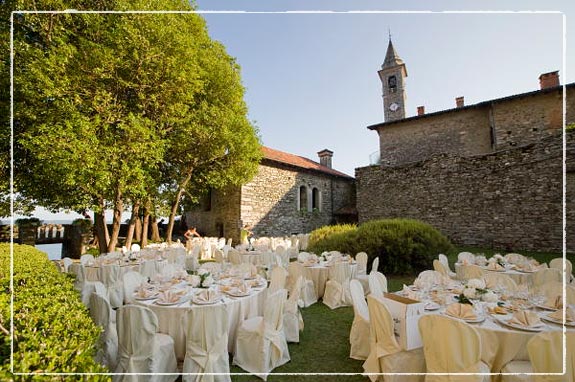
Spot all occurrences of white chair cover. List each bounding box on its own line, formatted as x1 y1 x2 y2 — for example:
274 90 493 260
418 314 490 381
536 281 575 304
283 277 304 343
528 331 573 381
77 265 101 306
438 254 457 278
363 294 425 382
99 264 124 309
549 257 573 281
213 248 224 264
323 262 352 309
114 305 178 382
90 290 118 370
368 271 388 298
356 252 368 275
371 257 380 273
140 260 158 280
287 262 317 308
123 271 147 304
233 289 290 380
62 257 73 273
228 249 241 265
349 280 370 360
80 254 95 265
83 281 109 308
433 259 449 277
457 252 476 264
268 266 288 295
297 252 310 263
185 254 199 272
182 305 230 382
504 253 527 265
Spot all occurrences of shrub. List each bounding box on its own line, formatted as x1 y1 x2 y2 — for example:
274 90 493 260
0 243 110 379
307 219 453 275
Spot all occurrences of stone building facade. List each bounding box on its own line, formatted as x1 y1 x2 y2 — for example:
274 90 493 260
357 39 575 252
186 147 355 243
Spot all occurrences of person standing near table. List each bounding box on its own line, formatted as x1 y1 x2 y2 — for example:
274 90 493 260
240 224 253 246
184 227 201 251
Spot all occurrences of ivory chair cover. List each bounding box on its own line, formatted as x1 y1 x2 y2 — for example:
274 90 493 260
62 257 73 273
532 268 562 287
76 265 102 306
536 281 575 304
213 248 224 264
349 280 370 360
99 264 124 309
418 315 489 382
123 271 147 304
457 264 485 281
501 331 574 382
115 305 178 382
438 254 457 278
278 251 290 268
140 260 158 280
323 262 352 309
233 289 290 380
90 290 118 370
549 258 573 281
268 266 288 295
287 262 317 307
457 252 476 264
415 270 445 285
371 257 380 273
182 305 230 382
84 281 110 310
363 294 425 382
185 254 199 272
504 253 528 265
368 271 388 298
81 254 95 265
433 259 449 277
283 277 304 343
483 273 518 293
297 252 310 263
356 252 370 294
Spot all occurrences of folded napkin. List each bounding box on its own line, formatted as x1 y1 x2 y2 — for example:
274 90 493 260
545 295 563 310
195 289 219 303
487 262 504 271
157 289 183 304
509 310 542 327
548 307 575 323
136 285 156 298
445 303 478 320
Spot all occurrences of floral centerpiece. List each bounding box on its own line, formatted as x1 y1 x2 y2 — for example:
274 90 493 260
189 268 214 288
456 278 498 305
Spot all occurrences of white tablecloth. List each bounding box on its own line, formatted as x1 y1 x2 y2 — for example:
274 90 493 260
84 263 141 282
134 286 267 360
455 263 536 285
303 262 357 298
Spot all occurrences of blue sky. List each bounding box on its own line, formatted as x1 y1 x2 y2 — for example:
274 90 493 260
23 0 575 222
192 0 573 177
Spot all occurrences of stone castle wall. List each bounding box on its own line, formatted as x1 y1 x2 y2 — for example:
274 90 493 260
376 85 574 167
240 161 355 238
357 132 574 253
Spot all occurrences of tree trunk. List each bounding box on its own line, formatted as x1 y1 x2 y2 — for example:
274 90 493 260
135 216 142 241
165 188 184 243
107 189 123 252
94 200 109 254
151 216 161 242
124 201 140 250
141 201 150 247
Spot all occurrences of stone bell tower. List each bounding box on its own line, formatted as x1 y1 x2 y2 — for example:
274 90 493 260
378 37 408 122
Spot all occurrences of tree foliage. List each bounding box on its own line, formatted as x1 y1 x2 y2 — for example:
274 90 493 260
7 0 261 249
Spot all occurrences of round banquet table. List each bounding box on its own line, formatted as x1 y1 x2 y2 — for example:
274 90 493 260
397 286 572 381
134 284 267 360
301 261 357 298
83 262 144 282
455 263 536 285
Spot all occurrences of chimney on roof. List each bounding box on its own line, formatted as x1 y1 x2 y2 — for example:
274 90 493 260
417 106 425 116
456 96 464 108
317 149 333 169
539 71 560 90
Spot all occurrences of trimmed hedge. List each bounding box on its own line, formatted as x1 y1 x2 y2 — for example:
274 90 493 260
307 219 453 275
0 243 110 379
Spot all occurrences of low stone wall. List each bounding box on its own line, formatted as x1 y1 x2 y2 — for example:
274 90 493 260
356 132 574 253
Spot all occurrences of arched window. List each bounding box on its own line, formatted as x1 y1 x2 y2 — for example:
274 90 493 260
298 186 308 212
312 187 321 212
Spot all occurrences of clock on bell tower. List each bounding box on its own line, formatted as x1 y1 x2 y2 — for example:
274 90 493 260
378 37 408 122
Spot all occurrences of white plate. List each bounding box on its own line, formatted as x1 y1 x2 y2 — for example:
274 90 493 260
226 290 251 297
424 302 441 311
442 311 485 323
155 299 183 306
495 317 546 332
134 293 159 301
541 315 575 327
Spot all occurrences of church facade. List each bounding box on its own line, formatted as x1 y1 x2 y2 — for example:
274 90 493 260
357 39 575 252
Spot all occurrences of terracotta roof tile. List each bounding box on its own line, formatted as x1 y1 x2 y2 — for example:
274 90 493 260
261 146 353 179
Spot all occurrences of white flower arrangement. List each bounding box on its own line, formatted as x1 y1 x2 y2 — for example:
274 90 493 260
467 278 486 290
190 269 214 288
481 290 499 303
